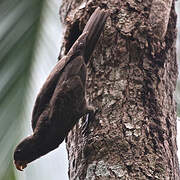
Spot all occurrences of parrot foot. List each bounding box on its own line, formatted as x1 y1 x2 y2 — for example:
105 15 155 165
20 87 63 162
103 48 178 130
82 108 97 135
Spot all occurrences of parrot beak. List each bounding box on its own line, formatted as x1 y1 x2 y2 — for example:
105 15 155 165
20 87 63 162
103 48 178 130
14 160 27 171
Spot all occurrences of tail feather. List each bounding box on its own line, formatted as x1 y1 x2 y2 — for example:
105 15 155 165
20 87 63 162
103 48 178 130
66 7 108 64
83 7 108 64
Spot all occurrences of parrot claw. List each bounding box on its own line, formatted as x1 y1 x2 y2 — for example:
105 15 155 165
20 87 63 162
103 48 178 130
82 109 97 135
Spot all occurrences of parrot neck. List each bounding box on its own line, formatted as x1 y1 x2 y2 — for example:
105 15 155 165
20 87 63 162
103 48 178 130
27 133 60 163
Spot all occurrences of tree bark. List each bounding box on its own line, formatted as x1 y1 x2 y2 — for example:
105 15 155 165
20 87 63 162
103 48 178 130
59 0 180 179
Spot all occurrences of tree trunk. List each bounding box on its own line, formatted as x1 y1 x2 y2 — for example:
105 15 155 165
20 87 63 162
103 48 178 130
59 0 180 179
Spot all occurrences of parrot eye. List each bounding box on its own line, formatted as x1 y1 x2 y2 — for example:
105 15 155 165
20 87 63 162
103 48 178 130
16 149 21 154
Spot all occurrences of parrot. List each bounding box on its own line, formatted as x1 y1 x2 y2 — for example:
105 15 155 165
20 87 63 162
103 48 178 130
13 7 108 171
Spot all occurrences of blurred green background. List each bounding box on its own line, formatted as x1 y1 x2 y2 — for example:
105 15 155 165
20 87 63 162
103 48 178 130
0 0 179 180
0 0 68 179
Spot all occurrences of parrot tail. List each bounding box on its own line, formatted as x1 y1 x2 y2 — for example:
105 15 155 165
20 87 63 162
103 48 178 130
83 7 108 64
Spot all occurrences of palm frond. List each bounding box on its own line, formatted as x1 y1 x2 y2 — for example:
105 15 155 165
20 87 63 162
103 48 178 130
0 0 44 179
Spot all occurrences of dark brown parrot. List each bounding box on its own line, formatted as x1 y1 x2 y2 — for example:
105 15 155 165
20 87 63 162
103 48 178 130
13 7 108 171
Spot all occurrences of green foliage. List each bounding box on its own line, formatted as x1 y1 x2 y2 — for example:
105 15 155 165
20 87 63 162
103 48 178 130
0 0 45 179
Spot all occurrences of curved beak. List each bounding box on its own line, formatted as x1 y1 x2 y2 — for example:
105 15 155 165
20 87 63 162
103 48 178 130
14 160 27 171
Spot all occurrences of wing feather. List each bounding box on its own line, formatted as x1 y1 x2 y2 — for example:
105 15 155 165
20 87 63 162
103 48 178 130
31 56 67 130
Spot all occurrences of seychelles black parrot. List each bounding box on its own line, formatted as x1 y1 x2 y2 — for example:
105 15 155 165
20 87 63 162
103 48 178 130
13 7 108 171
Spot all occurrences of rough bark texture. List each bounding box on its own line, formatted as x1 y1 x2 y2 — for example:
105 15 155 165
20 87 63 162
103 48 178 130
59 0 179 179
